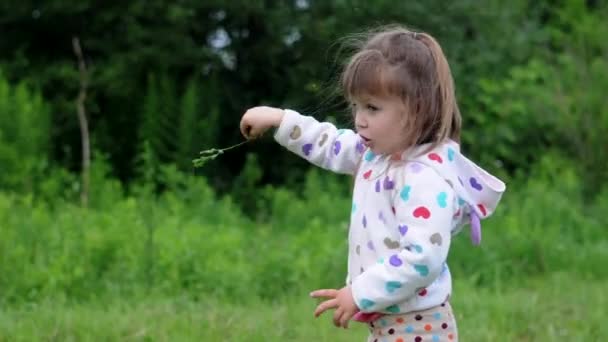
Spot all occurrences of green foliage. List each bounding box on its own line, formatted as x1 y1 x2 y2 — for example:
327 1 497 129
177 77 202 170
459 1 608 190
0 154 606 306
0 70 51 192
1 3 606 339
137 73 178 166
4 1 606 193
230 153 263 215
451 153 607 287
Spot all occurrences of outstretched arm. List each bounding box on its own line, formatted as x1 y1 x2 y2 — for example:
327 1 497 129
241 107 365 175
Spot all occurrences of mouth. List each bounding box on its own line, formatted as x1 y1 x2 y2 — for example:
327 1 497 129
359 134 372 146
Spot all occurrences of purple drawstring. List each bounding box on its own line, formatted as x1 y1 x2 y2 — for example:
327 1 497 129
470 210 481 245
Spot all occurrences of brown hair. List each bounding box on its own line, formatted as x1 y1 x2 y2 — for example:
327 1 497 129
341 25 461 153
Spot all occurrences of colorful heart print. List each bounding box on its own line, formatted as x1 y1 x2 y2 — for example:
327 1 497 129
367 240 375 251
453 209 461 218
385 281 402 293
447 148 455 161
409 244 423 253
437 192 448 208
318 133 328 146
364 150 375 161
375 180 381 192
414 264 429 276
398 225 408 236
383 176 395 190
356 140 365 153
400 185 411 201
389 254 402 267
386 305 400 313
409 162 424 173
378 210 387 224
383 237 400 249
363 169 372 179
333 141 341 155
289 125 301 139
477 204 487 216
413 206 431 219
469 177 483 191
428 153 443 163
302 143 313 156
430 233 442 246
359 299 375 310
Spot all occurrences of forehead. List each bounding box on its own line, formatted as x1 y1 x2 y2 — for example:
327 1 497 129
351 93 406 107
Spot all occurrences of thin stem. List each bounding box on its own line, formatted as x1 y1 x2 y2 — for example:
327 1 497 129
192 139 252 168
218 140 249 153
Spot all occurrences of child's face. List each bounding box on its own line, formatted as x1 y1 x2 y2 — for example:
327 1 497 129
352 94 409 155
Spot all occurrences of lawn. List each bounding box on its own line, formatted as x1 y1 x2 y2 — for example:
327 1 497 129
0 272 604 341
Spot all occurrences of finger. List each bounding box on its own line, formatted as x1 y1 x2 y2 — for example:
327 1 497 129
239 118 251 139
310 289 339 299
333 307 344 327
340 310 354 329
314 298 338 317
248 126 263 139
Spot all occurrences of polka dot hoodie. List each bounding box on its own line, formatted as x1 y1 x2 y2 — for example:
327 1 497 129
274 109 506 315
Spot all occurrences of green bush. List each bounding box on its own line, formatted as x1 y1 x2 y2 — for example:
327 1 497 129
1 152 606 305
0 70 51 193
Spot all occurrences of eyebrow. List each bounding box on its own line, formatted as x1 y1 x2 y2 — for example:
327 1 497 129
353 94 376 103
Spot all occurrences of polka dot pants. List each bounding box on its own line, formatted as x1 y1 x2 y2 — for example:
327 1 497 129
366 302 457 342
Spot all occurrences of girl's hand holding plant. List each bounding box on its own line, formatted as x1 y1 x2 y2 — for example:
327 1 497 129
239 106 285 139
193 106 284 168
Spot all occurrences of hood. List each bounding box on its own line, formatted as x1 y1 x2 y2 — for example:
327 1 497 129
405 140 506 245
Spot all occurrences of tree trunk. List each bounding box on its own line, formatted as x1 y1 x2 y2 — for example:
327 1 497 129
72 36 90 207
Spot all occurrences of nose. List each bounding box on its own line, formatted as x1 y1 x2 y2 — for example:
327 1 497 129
354 110 367 130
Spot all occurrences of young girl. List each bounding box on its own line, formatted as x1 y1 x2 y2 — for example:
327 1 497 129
240 25 505 342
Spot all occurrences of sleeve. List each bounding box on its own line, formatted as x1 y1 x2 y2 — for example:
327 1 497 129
350 165 455 312
273 109 365 175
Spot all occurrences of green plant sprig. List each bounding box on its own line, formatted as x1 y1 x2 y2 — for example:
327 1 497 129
192 140 250 168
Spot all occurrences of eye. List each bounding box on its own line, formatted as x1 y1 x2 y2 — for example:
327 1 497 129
366 104 379 111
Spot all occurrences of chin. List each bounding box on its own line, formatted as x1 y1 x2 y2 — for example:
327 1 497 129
374 147 401 156
370 147 386 155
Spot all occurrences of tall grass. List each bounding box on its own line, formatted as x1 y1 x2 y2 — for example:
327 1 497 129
1 153 606 307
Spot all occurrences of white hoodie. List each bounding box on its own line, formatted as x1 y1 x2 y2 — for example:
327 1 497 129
274 109 506 314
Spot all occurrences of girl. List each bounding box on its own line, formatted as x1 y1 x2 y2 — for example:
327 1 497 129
239 25 505 342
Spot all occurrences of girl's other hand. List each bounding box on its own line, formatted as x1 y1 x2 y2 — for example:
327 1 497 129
310 286 359 329
240 106 285 140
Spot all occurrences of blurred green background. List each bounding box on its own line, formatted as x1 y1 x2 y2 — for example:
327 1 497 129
0 1 607 341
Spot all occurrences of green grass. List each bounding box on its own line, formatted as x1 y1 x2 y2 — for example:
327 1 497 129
0 272 605 341
0 157 606 341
